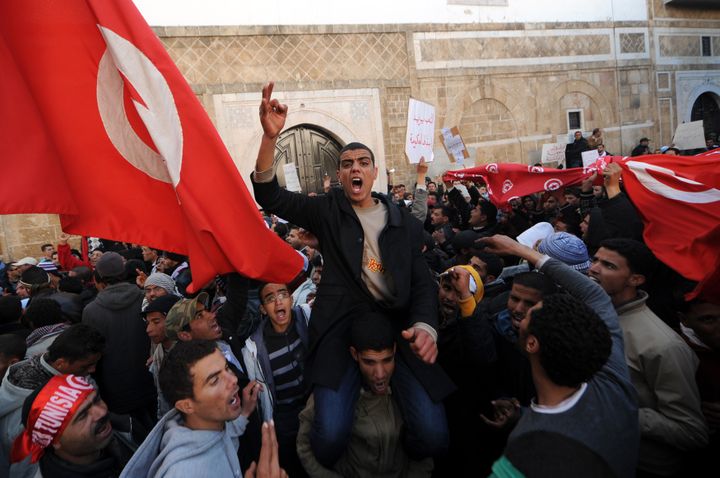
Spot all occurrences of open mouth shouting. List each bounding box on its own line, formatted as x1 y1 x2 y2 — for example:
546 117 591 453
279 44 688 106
351 177 363 194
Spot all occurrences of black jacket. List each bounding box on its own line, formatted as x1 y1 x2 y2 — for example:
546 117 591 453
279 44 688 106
82 282 155 413
252 176 454 402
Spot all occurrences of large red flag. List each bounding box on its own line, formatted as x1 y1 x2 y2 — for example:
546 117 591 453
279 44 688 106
617 154 720 301
443 161 601 205
0 0 302 291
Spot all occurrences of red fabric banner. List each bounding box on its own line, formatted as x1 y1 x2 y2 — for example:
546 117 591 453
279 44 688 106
0 0 302 291
442 160 606 206
617 154 720 301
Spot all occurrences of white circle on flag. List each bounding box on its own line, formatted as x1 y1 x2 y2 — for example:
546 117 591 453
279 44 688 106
485 163 499 174
96 26 182 186
544 178 563 191
502 179 514 193
528 165 544 173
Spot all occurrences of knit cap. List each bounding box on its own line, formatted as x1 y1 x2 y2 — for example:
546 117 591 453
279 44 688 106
144 272 177 295
537 232 592 273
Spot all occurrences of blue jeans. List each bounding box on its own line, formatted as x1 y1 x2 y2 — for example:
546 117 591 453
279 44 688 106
310 357 449 467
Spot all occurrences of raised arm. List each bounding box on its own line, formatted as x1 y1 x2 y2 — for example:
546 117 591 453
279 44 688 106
478 235 627 380
255 82 288 175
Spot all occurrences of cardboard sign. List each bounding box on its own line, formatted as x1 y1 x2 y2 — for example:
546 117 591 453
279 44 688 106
581 149 599 168
282 162 302 192
439 126 469 164
405 98 435 164
672 120 706 150
541 143 567 163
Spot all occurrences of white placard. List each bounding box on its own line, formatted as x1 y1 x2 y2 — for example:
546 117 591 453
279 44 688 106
405 98 435 164
541 143 567 163
282 163 302 192
581 149 600 168
672 120 706 150
440 127 469 164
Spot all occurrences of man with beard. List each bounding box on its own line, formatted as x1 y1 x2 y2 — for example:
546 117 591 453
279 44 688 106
10 374 132 478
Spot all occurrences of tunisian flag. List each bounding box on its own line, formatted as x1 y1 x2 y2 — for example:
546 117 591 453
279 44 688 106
0 0 302 291
443 162 600 205
617 154 720 301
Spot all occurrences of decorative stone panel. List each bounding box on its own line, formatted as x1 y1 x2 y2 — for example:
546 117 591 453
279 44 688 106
161 33 409 86
659 35 701 57
620 33 646 54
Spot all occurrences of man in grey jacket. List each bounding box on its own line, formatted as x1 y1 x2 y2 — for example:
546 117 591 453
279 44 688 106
120 340 261 478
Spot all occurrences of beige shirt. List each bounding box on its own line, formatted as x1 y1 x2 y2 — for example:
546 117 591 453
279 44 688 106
353 200 395 304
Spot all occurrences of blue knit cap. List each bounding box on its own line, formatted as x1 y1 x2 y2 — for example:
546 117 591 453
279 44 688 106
537 232 592 273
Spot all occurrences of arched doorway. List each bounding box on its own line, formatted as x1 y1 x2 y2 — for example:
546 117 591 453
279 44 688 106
274 124 343 194
691 92 720 138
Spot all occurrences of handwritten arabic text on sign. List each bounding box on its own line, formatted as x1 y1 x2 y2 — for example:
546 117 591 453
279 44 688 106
405 98 435 164
541 143 567 164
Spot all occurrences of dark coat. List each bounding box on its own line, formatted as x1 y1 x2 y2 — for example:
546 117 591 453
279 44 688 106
252 176 454 402
82 282 155 413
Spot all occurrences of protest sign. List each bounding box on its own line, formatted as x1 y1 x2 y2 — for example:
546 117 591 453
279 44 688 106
541 143 567 163
672 120 706 150
439 126 469 165
581 149 599 168
405 98 435 164
282 162 302 192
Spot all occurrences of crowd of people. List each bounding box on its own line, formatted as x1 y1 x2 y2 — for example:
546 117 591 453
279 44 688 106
0 83 718 478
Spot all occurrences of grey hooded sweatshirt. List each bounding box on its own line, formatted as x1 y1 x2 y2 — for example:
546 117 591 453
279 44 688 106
119 409 248 478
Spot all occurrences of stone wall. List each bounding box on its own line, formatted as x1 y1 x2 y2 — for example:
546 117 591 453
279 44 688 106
3 2 720 261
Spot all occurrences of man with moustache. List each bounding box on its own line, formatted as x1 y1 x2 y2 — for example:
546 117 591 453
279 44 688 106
10 374 132 478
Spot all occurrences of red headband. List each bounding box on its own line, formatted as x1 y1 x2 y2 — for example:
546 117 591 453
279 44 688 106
10 374 95 464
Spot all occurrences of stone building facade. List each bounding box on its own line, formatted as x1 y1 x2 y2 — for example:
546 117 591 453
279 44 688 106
2 0 719 261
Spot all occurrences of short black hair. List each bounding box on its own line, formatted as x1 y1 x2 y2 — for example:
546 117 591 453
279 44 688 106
41 244 53 252
528 294 611 387
58 276 84 294
338 142 375 166
25 298 63 328
477 200 498 226
473 252 504 279
160 339 219 407
598 238 656 277
72 266 92 283
0 334 26 361
46 324 106 363
0 296 22 325
512 272 557 297
350 312 395 352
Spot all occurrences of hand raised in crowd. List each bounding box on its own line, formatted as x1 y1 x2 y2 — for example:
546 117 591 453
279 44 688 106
135 268 148 289
602 161 623 199
259 82 288 139
416 157 428 177
478 235 544 266
58 232 70 245
240 380 263 417
401 327 438 364
445 266 472 300
323 173 331 193
244 421 288 478
480 398 521 429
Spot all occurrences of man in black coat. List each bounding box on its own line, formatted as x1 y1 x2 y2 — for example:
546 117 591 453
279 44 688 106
251 82 453 467
565 131 590 169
